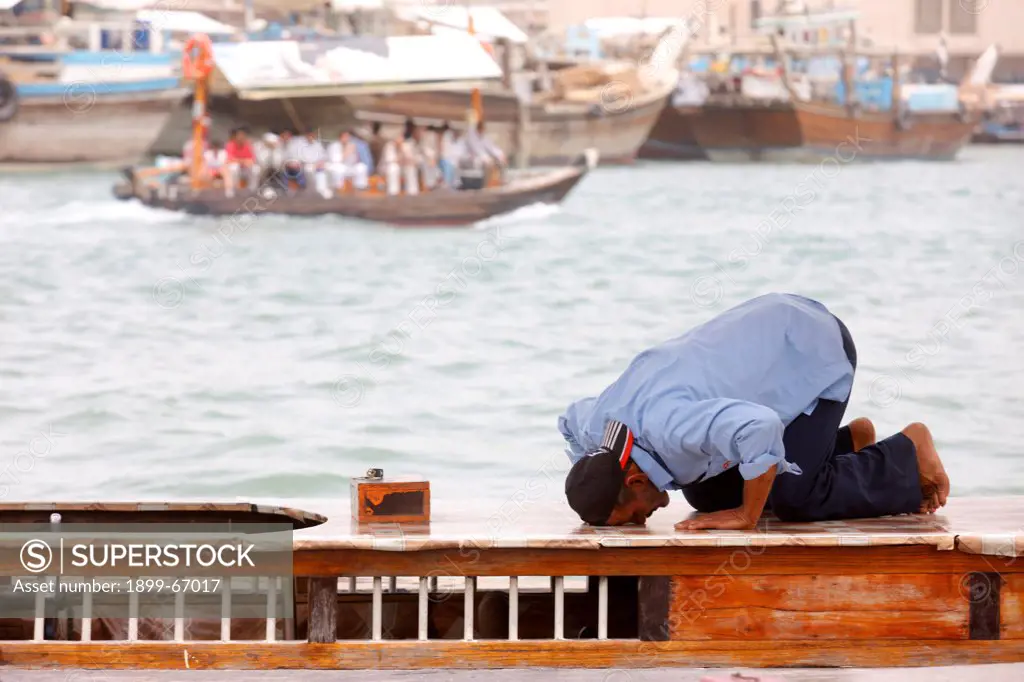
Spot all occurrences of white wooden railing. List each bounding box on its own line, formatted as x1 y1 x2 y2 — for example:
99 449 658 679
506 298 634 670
14 573 615 642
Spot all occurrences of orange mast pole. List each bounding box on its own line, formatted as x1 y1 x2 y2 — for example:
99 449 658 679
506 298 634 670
190 75 208 190
184 35 213 191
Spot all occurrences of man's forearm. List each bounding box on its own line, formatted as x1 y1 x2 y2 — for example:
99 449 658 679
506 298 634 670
741 466 777 524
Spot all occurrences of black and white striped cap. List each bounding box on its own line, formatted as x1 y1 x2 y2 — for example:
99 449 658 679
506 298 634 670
564 420 636 525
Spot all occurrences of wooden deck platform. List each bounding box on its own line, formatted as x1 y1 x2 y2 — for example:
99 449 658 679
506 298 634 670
1 663 1023 680
0 496 1022 671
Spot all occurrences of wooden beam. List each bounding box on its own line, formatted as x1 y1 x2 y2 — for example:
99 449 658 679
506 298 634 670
293 545 1020 578
968 572 1001 640
307 578 338 644
637 577 670 641
2 639 1024 669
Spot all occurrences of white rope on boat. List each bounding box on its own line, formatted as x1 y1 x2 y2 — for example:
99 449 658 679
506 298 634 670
554 576 565 640
266 576 277 642
372 577 383 641
508 576 519 641
464 577 476 641
598 576 609 640
418 576 429 641
220 577 231 641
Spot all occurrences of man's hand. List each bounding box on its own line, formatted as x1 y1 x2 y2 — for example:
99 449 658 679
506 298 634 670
675 508 757 531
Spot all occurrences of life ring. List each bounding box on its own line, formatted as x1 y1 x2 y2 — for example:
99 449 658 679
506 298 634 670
181 33 214 80
0 72 18 123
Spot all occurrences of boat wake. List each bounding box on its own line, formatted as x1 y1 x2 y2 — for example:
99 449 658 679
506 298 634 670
34 199 187 228
473 202 562 229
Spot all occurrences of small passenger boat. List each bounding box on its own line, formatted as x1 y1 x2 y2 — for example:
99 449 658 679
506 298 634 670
113 151 597 226
116 31 597 227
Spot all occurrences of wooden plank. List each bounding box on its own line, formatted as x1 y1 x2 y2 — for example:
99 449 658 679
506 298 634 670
1000 574 1024 639
2 639 1024 669
637 577 669 642
307 578 338 644
669 574 968 640
969 573 1002 640
674 574 967 612
670 607 967 640
294 546 1018 578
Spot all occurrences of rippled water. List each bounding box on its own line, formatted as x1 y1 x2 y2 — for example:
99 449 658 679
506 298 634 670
1 145 1022 507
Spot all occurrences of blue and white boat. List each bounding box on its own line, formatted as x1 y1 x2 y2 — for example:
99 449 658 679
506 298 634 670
974 85 1024 144
0 0 235 165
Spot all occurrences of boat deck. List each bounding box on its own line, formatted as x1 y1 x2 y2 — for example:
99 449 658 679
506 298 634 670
299 495 1024 555
0 496 1022 671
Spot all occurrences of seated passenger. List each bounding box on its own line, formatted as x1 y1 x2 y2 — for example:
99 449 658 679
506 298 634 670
327 131 369 191
224 127 259 195
437 122 459 188
282 129 327 193
378 135 404 196
400 125 424 195
254 132 280 185
203 140 227 182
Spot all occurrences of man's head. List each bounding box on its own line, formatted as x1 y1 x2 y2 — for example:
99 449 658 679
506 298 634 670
232 128 248 143
565 449 669 526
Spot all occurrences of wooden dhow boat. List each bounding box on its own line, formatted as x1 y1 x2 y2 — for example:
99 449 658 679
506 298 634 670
655 8 862 163
0 16 188 165
348 20 685 168
1 488 1024 671
768 40 1000 163
348 76 671 168
113 151 597 226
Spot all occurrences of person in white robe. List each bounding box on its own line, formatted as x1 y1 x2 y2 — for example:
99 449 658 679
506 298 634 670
326 131 369 191
283 130 328 195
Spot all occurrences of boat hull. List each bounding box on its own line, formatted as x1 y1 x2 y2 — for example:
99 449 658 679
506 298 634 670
346 88 669 166
638 105 708 161
0 89 188 164
117 164 590 227
687 99 803 162
792 102 978 161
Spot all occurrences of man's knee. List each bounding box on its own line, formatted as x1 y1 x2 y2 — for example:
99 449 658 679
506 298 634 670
769 481 822 522
771 498 820 522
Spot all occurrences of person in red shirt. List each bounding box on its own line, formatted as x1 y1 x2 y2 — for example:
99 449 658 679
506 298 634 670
224 127 258 193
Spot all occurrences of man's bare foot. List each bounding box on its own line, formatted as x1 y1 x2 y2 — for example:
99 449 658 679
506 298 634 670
848 417 876 451
902 422 950 514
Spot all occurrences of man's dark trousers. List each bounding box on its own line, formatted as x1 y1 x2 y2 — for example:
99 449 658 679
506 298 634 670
680 317 923 522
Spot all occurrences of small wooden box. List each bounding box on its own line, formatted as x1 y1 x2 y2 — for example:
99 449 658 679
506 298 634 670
350 473 430 524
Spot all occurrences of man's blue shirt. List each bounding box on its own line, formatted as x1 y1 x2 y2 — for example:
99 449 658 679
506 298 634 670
558 293 854 488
